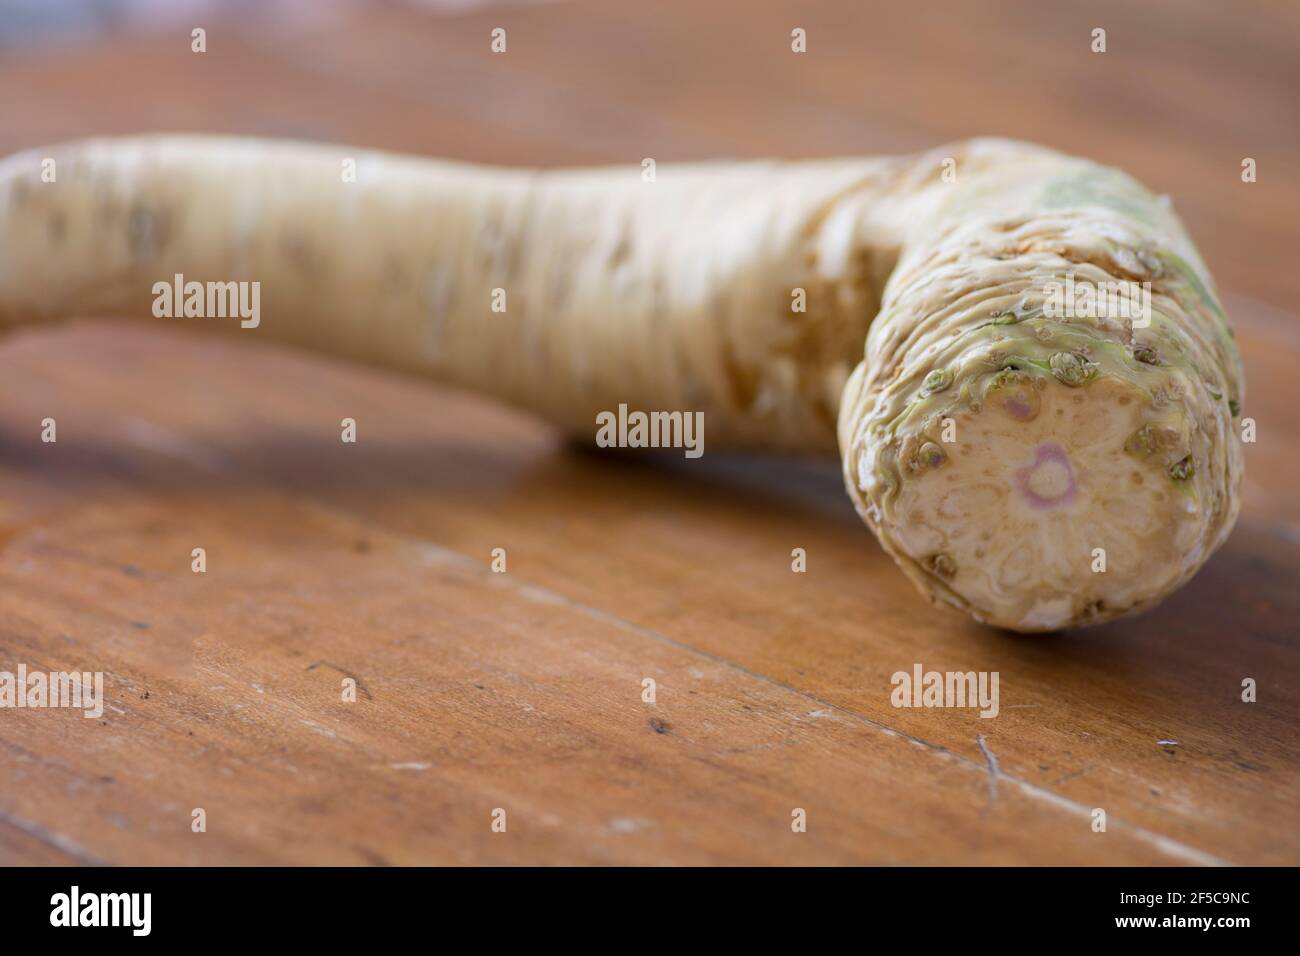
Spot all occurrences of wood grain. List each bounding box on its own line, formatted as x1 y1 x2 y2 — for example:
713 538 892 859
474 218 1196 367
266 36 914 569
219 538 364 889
0 0 1296 865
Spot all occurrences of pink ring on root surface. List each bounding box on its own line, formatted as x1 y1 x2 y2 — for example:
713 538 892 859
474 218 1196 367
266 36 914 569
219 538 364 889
1015 441 1077 510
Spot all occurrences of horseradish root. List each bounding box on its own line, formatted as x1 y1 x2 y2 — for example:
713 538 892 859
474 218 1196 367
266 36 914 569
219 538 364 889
0 136 1244 631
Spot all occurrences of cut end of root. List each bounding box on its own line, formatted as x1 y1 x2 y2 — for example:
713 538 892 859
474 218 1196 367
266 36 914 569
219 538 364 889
858 372 1210 632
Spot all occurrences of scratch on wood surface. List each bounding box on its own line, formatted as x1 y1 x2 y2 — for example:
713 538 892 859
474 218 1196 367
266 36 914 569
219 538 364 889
0 807 107 865
1050 767 1089 787
298 718 338 739
305 660 372 699
712 739 797 758
977 734 1001 803
802 708 846 722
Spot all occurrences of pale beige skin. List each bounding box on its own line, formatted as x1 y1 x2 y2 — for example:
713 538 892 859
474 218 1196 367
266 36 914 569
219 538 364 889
0 136 1243 631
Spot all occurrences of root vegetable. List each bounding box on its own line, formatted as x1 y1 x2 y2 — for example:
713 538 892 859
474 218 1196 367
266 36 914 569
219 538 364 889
0 136 1244 631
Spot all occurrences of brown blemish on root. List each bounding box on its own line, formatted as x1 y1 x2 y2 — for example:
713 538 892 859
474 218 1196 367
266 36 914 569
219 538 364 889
608 233 633 268
281 233 327 276
1124 423 1183 458
720 342 759 410
127 202 171 259
928 552 957 577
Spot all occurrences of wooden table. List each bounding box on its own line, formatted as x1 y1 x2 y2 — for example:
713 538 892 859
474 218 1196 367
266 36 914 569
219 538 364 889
1 0 1296 865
